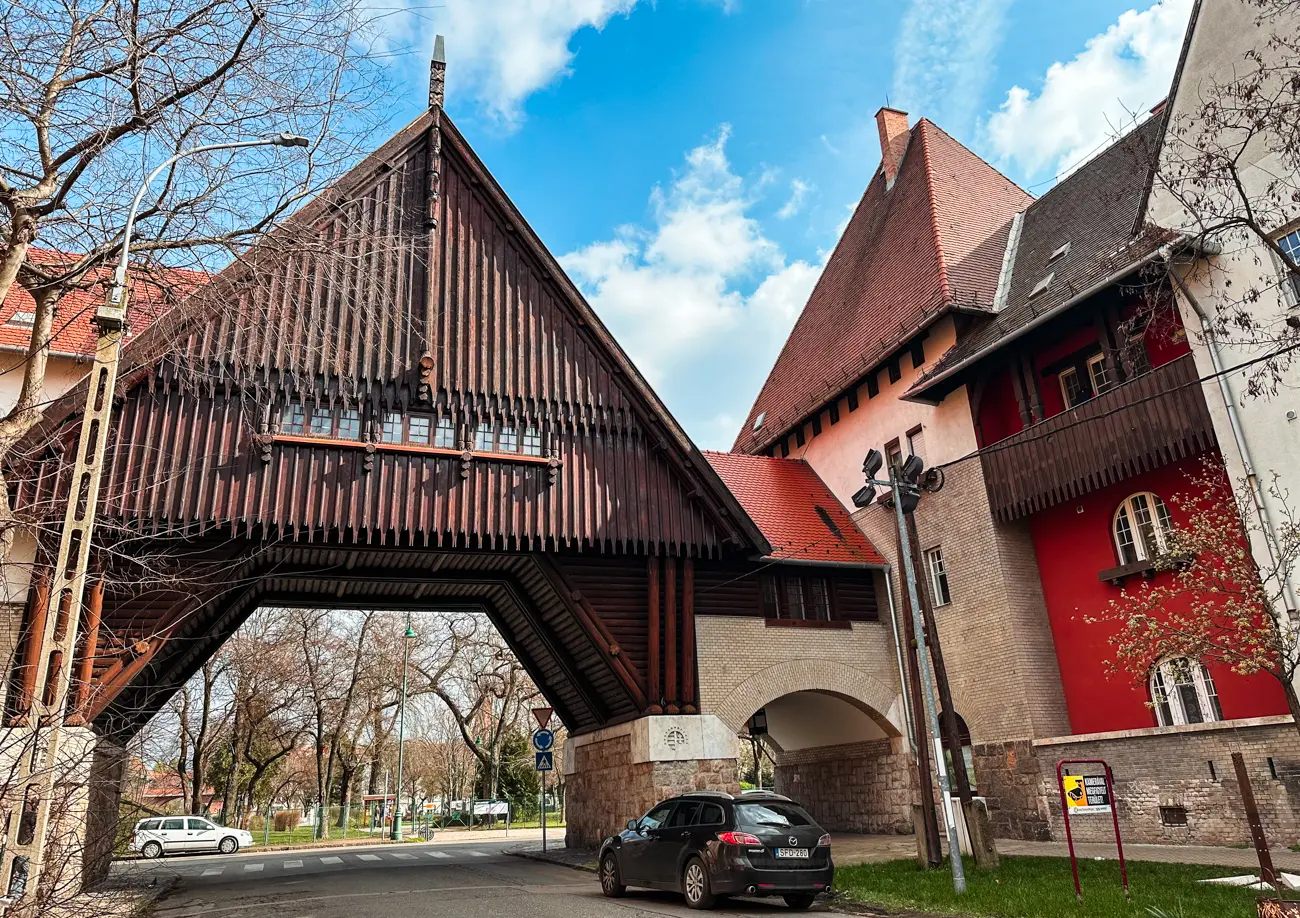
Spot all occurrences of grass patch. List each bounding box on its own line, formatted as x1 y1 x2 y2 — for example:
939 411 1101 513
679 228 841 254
835 856 1275 918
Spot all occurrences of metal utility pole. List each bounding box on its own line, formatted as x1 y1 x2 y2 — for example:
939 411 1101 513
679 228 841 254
852 449 964 894
391 613 416 841
890 465 966 894
0 133 307 914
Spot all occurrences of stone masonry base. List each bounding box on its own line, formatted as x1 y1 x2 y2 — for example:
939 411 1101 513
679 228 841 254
974 716 1300 846
774 738 915 834
565 715 739 849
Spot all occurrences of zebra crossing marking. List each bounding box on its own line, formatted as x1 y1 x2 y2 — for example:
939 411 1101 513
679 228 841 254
201 867 224 876
244 863 264 872
357 854 381 861
284 860 303 868
320 856 342 864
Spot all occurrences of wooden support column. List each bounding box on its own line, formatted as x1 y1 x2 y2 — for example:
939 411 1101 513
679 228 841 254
14 573 50 718
647 556 662 713
681 559 697 714
1009 360 1033 427
1019 353 1044 422
664 556 678 713
72 580 105 720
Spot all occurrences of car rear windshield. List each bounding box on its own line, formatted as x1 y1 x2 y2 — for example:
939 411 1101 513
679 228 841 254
734 803 816 829
137 819 161 830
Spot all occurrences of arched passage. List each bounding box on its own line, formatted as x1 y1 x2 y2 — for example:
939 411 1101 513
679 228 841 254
718 662 914 836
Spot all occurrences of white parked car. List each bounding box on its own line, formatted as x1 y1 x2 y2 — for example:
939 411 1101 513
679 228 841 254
131 817 253 857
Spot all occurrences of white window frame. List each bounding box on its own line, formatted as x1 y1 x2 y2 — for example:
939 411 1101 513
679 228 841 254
474 422 496 452
433 417 456 449
1086 352 1113 395
1113 492 1173 565
1277 227 1300 305
1150 657 1222 726
924 546 952 606
380 411 403 444
1059 366 1087 408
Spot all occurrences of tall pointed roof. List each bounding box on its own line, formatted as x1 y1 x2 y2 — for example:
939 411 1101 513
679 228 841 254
732 119 1031 455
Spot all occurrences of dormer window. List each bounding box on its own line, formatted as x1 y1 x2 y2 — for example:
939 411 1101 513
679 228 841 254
1048 242 1071 263
1029 273 1055 299
752 411 766 432
7 311 35 327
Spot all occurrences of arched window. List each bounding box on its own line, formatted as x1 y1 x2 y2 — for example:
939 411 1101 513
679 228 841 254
1113 492 1172 565
1149 657 1223 726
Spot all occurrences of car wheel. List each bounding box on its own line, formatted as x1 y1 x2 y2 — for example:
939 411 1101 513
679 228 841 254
142 841 163 859
219 836 239 855
783 893 816 910
599 852 625 898
682 857 715 910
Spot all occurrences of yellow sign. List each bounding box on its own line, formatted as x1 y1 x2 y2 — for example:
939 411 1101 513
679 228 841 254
1062 774 1112 814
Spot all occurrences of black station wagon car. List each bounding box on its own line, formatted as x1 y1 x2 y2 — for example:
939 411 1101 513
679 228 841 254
598 791 833 909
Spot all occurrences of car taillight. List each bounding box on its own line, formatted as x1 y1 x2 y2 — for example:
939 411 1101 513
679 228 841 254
817 833 831 847
717 831 762 846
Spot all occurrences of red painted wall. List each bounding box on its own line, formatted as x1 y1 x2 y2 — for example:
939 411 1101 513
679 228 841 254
1029 452 1289 735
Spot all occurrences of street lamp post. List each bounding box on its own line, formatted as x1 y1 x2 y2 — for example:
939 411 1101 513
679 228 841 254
391 613 417 841
0 132 308 912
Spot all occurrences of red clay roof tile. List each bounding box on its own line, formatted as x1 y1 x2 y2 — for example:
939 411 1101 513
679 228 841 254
704 450 886 566
733 120 1030 455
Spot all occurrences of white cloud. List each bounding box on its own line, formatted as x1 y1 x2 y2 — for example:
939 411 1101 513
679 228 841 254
413 0 641 124
892 0 1012 137
562 127 827 448
776 179 813 220
984 0 1194 183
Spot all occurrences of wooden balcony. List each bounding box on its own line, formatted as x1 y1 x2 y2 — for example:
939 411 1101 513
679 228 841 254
981 353 1217 521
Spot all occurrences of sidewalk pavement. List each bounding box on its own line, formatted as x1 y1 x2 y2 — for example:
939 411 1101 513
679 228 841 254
829 833 1300 871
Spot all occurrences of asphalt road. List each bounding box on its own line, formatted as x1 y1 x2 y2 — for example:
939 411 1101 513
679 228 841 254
120 838 829 917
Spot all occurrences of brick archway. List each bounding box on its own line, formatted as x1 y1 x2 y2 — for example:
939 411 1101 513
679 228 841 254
713 659 900 737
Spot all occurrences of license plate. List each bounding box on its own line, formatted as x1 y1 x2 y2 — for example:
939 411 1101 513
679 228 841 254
774 848 809 859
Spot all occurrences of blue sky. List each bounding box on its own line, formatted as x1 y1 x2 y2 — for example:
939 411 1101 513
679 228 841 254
370 0 1195 449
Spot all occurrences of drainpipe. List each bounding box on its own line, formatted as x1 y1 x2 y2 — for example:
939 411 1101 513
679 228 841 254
883 569 917 753
1162 246 1300 615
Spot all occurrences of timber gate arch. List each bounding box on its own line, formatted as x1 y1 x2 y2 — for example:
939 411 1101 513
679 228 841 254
5 59 904 879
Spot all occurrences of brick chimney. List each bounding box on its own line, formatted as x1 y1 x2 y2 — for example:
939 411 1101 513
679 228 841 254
876 107 910 188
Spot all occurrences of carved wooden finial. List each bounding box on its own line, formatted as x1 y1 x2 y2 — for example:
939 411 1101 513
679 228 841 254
429 35 447 109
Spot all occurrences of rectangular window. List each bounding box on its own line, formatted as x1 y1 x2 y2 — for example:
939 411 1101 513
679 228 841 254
866 374 879 399
380 412 403 444
475 422 495 452
925 547 952 606
885 439 903 472
847 388 860 411
760 576 781 618
498 426 519 453
910 339 925 369
829 403 840 425
522 427 543 456
434 417 455 449
811 416 822 437
337 408 361 441
1277 228 1300 303
794 427 806 448
807 577 831 621
779 440 790 458
1087 352 1114 395
7 310 35 327
907 426 925 463
309 407 333 436
281 402 305 435
409 415 432 445
783 578 806 620
887 359 901 384
1059 366 1088 409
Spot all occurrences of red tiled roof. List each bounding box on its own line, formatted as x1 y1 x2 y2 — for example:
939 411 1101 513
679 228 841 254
733 120 1031 454
0 249 207 357
703 451 886 566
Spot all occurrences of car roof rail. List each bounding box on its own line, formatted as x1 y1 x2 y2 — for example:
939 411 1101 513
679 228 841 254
679 790 734 801
738 790 792 801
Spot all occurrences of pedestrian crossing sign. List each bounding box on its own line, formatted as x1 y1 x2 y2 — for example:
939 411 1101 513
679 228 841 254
535 751 554 772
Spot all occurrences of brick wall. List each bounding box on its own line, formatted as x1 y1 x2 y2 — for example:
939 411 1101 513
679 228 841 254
852 458 1070 745
976 718 1300 845
695 616 902 734
774 738 915 834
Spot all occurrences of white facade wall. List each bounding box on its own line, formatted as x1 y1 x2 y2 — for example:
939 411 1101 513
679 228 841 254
1146 0 1300 613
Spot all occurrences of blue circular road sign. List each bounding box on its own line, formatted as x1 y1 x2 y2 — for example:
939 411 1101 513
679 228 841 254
532 728 555 752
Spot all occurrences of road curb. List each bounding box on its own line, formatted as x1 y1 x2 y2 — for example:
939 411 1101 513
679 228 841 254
502 844 598 873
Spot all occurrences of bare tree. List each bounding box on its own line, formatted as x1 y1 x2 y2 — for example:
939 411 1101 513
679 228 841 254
0 0 390 563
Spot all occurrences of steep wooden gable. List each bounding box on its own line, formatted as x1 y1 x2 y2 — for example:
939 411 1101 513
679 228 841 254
26 108 766 558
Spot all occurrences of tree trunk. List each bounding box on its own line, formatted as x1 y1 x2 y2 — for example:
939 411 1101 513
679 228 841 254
190 663 216 814
220 695 245 824
1282 675 1300 737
